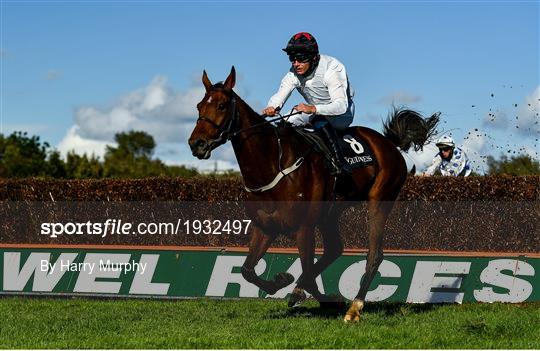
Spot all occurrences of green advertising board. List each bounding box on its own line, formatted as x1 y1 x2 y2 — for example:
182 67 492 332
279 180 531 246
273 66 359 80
1 246 538 303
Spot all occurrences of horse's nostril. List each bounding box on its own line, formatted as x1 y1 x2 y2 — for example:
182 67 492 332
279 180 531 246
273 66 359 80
190 138 207 152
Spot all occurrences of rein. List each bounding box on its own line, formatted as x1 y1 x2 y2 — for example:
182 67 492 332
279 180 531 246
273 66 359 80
229 109 302 139
196 90 309 193
197 97 301 144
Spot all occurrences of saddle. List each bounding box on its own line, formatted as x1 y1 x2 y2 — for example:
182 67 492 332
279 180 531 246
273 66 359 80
293 126 375 170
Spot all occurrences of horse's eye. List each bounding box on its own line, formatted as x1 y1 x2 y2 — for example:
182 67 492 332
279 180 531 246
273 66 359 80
218 103 226 111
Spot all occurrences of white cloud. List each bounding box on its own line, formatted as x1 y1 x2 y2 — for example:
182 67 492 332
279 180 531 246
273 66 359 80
402 143 438 173
461 129 490 173
56 74 242 171
482 110 508 130
377 91 422 105
57 75 203 156
516 86 540 136
71 75 203 144
57 126 112 159
142 76 167 110
482 87 539 137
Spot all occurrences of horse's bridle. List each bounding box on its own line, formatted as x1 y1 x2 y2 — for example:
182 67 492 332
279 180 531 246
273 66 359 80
195 91 285 156
196 92 239 149
195 88 313 192
196 88 302 148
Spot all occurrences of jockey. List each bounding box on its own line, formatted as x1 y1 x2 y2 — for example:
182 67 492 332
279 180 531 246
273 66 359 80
262 32 355 174
423 135 472 176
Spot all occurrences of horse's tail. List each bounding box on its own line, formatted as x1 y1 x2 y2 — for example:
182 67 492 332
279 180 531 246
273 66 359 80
382 107 440 152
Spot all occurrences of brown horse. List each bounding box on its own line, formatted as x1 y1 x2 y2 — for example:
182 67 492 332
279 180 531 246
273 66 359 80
188 67 439 321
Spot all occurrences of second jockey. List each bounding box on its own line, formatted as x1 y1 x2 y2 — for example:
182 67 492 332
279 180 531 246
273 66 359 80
423 135 472 177
262 32 355 174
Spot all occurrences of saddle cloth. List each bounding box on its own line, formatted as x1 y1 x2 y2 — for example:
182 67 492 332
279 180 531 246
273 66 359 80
294 126 375 169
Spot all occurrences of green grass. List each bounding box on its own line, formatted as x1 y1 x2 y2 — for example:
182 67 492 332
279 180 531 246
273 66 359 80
0 297 539 349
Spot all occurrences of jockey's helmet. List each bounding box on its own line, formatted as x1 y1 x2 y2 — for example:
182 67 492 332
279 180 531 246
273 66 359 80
283 32 319 56
435 135 455 149
283 32 320 77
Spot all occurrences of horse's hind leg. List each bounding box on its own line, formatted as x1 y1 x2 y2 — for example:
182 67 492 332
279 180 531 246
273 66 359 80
241 225 294 295
344 199 393 322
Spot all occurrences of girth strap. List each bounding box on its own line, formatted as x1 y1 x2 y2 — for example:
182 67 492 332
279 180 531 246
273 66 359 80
244 157 305 193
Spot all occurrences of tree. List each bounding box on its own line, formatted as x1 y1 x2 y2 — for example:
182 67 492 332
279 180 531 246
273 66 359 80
0 130 199 179
486 154 540 176
104 131 167 178
66 152 103 179
163 164 200 177
112 131 156 159
47 150 67 178
0 132 49 177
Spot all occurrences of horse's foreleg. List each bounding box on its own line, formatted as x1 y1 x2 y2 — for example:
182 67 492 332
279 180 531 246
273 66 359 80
289 214 344 308
313 211 344 277
294 225 334 303
344 200 392 322
241 225 294 295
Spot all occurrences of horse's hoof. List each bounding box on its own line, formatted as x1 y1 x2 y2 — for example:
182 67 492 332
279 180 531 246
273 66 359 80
343 313 360 323
288 287 307 308
343 299 364 323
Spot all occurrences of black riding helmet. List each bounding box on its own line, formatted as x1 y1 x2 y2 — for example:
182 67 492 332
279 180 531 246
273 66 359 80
283 32 319 55
283 32 320 76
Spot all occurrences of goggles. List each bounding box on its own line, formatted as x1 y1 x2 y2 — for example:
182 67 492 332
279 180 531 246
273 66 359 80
288 53 313 63
439 146 452 152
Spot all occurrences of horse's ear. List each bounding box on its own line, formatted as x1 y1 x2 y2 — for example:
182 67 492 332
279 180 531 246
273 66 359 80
202 70 212 92
223 66 236 90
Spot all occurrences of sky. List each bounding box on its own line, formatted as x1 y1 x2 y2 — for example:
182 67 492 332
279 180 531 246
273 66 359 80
1 0 539 173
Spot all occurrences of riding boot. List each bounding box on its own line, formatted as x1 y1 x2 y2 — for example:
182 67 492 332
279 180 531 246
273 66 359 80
319 123 353 175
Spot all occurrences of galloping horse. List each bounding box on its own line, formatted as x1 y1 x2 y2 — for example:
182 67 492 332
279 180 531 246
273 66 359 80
188 67 439 321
